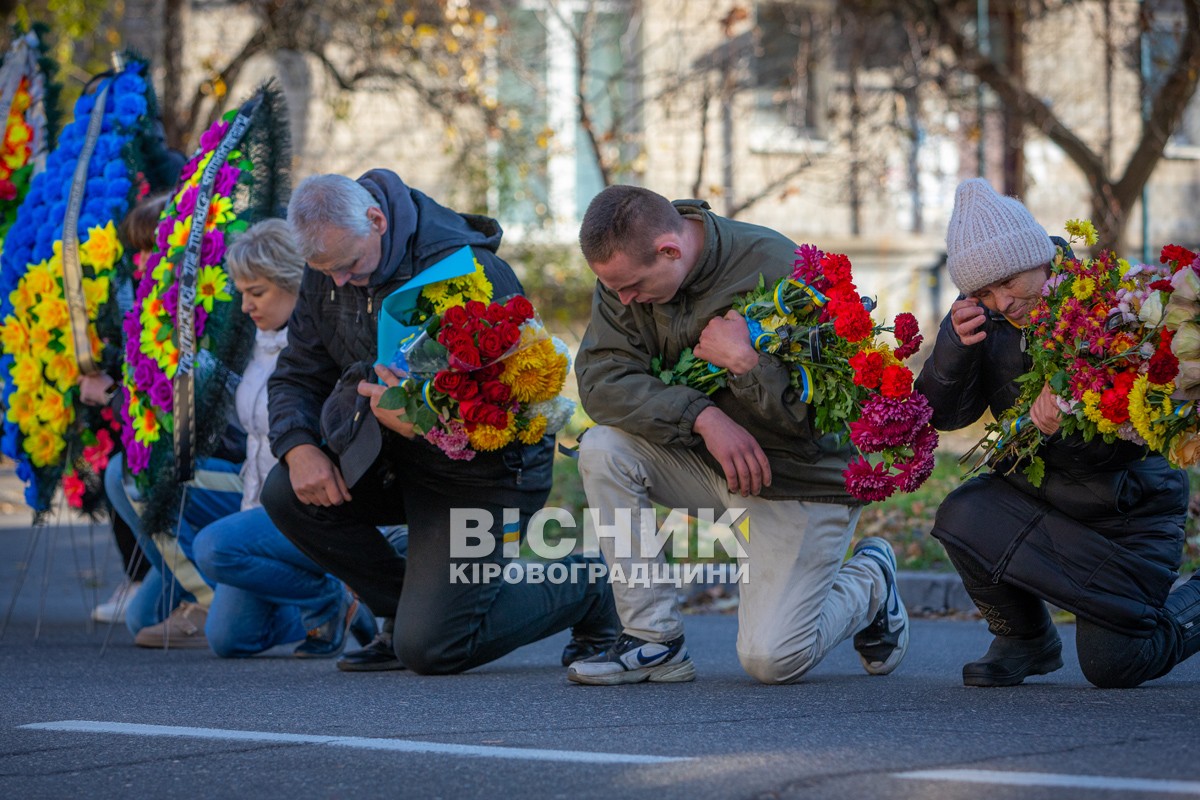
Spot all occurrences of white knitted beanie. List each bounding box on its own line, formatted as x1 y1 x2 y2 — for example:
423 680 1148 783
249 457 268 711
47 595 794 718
945 178 1056 295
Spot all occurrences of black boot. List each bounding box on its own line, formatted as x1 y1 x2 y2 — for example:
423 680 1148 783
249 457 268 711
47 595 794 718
962 625 1064 687
337 617 406 672
1165 574 1200 662
561 580 620 667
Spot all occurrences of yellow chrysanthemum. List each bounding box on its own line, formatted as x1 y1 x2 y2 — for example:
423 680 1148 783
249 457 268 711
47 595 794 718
424 260 494 313
78 221 123 270
196 265 231 312
28 324 51 357
5 391 38 433
518 415 548 445
32 296 69 331
4 118 30 148
500 338 569 403
23 428 64 468
11 355 43 392
467 423 514 451
0 316 30 354
1071 276 1095 301
1128 374 1169 450
8 280 36 312
1065 219 1098 247
44 352 79 392
22 264 56 298
82 275 111 317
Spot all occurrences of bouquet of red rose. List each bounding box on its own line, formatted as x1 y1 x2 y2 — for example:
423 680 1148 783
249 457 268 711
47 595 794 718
653 244 937 502
379 266 574 460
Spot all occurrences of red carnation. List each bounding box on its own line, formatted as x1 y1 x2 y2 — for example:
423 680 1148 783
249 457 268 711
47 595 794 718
0 180 16 201
849 350 884 389
1149 330 1180 385
1099 389 1130 424
831 299 873 342
1149 279 1174 292
506 295 535 322
893 312 920 345
1161 244 1197 267
820 253 854 287
894 335 924 361
879 364 914 398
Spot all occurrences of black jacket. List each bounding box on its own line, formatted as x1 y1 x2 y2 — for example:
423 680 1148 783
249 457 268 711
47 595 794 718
268 169 552 491
917 301 1187 635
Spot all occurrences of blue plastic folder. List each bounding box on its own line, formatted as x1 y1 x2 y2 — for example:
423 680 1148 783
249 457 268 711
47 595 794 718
376 245 477 370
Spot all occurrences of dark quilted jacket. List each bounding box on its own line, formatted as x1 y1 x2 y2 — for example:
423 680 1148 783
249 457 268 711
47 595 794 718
268 169 552 490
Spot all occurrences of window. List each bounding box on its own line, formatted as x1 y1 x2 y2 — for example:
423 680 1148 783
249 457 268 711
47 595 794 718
750 0 832 151
1146 2 1200 157
493 1 633 236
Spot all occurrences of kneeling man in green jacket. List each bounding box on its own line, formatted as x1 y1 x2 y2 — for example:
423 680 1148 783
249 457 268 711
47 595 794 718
568 185 909 685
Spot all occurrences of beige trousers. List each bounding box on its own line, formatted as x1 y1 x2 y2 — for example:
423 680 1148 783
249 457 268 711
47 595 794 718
578 425 883 684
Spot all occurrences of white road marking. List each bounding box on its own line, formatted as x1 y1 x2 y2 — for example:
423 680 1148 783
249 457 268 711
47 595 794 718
21 720 688 764
897 769 1200 795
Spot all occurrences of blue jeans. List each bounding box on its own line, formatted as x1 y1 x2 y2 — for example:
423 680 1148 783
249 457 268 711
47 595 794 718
192 506 342 657
104 454 243 634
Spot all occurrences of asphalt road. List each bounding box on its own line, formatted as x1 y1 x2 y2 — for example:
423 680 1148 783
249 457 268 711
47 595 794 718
2 524 1199 800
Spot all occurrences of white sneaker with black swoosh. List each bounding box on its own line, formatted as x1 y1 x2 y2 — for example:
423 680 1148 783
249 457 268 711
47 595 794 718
852 536 910 676
567 634 696 685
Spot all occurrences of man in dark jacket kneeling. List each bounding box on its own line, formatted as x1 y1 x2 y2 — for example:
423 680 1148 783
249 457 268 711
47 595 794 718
919 178 1200 689
262 171 616 673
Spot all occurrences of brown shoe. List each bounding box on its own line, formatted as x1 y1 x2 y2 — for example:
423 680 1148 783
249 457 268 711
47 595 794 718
134 601 209 649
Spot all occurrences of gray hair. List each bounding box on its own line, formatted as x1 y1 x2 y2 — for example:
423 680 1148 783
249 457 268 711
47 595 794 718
287 173 380 261
226 218 305 295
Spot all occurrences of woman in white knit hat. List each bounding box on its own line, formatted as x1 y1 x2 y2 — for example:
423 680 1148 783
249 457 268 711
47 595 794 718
916 178 1200 689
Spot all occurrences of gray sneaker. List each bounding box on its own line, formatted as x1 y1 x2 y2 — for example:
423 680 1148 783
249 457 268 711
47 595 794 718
852 537 909 675
567 634 696 685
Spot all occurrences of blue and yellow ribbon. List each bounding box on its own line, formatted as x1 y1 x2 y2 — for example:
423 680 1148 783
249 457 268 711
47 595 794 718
797 364 813 403
773 279 828 316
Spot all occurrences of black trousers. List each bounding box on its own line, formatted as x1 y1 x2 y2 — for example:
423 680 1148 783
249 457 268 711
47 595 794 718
941 536 1194 688
261 450 608 675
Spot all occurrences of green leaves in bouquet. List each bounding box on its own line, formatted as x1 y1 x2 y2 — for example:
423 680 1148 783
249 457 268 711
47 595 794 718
652 347 728 394
377 381 441 435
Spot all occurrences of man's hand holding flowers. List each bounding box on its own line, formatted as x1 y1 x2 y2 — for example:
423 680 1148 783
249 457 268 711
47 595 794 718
359 364 416 439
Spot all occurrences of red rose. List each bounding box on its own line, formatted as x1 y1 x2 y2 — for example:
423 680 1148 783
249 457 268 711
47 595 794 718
476 363 503 382
849 350 884 389
478 329 508 360
483 405 509 428
442 305 469 327
495 321 521 349
480 380 511 404
452 379 479 401
879 364 914 398
465 300 488 318
485 303 509 324
433 371 465 395
506 295 535 321
438 328 473 351
451 345 482 370
459 400 488 424
893 312 920 345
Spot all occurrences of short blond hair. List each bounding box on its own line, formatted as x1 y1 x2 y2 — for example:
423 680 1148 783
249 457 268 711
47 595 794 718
226 218 305 294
